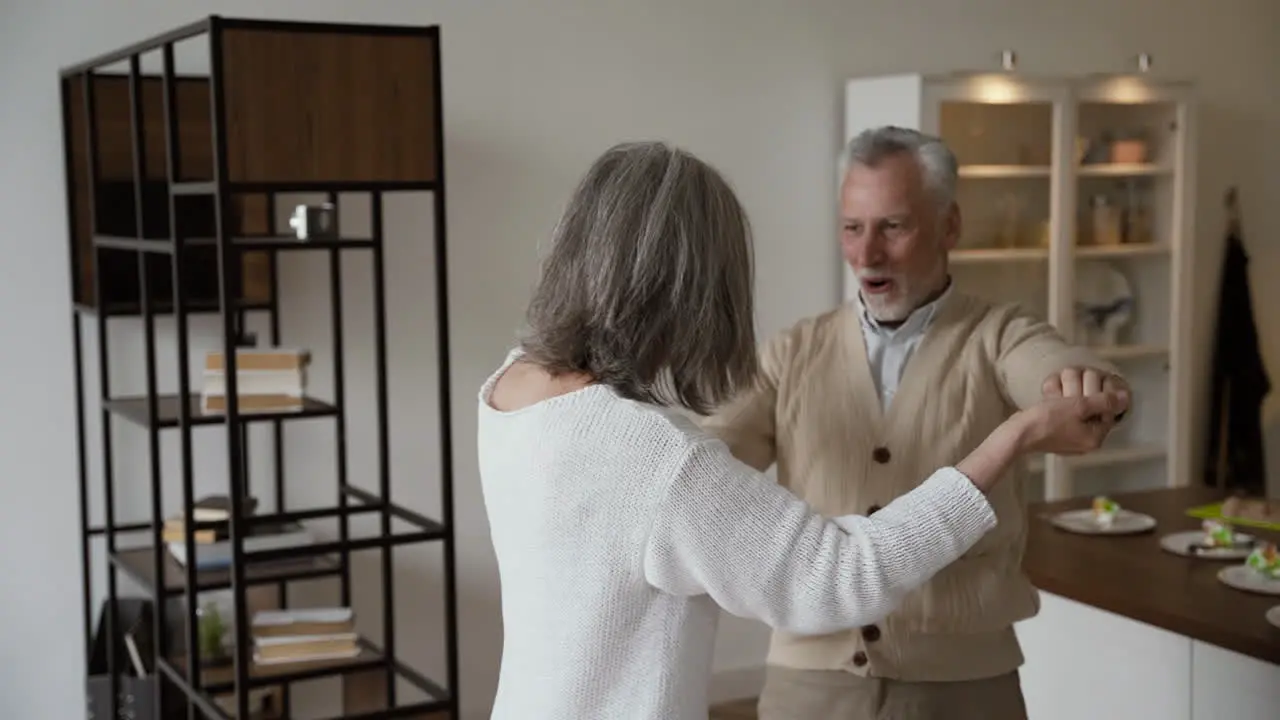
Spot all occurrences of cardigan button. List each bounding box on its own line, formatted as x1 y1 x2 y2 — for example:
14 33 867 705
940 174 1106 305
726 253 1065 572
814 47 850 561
851 651 868 667
872 446 891 464
861 625 881 642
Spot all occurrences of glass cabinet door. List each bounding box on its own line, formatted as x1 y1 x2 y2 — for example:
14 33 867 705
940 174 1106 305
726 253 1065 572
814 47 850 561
924 76 1065 328
924 76 1068 499
1063 77 1192 499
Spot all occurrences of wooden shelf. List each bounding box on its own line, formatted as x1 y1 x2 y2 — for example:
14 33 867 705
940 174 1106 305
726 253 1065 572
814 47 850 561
1028 444 1166 473
1093 344 1168 361
1077 163 1170 177
951 247 1048 263
958 164 1051 179
103 394 338 428
174 642 383 694
1076 243 1169 259
112 546 341 594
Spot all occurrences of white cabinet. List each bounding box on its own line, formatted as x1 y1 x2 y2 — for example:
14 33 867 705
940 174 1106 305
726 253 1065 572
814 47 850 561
1016 592 1280 720
843 72 1196 501
1016 592 1192 720
1191 640 1280 719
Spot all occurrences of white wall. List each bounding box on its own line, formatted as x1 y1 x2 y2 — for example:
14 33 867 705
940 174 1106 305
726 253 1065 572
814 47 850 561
1 1 1277 718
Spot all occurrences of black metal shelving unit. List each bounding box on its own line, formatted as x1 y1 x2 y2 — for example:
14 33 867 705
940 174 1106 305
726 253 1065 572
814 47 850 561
61 15 457 720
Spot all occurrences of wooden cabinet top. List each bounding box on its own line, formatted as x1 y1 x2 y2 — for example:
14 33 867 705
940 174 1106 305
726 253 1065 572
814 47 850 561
1023 485 1280 665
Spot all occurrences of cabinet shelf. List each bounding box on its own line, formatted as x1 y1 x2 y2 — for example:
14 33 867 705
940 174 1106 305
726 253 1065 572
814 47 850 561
959 164 1051 179
951 248 1048 264
1094 344 1168 361
113 546 343 594
1027 444 1166 474
103 394 338 428
1077 163 1170 177
1076 243 1170 259
159 640 449 716
93 234 378 254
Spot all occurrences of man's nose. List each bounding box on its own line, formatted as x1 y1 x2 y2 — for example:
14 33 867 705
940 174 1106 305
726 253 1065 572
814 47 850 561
855 233 887 267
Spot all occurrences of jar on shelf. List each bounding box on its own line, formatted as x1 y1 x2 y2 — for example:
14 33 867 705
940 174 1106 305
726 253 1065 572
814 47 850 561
1090 194 1123 246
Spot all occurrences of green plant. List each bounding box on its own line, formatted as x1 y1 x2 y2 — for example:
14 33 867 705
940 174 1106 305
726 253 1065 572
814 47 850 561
197 602 228 661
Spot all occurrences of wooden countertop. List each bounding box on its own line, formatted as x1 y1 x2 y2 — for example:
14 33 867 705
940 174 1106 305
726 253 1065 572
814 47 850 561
1022 485 1280 666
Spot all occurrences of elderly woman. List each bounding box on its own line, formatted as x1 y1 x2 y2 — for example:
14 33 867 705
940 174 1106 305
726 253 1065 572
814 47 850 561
476 141 1123 720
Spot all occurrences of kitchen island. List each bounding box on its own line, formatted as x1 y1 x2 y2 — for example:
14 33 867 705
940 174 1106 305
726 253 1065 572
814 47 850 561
1015 486 1280 720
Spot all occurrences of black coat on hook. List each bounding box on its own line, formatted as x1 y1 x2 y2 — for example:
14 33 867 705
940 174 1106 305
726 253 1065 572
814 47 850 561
1203 217 1271 494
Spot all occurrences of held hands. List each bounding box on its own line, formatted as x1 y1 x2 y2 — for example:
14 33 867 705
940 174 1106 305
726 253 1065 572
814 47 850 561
1041 366 1130 422
961 368 1131 494
1024 367 1131 455
1015 392 1126 456
960 376 1129 493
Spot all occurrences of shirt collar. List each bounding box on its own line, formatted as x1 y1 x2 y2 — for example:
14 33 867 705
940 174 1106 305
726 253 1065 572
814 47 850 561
856 276 954 337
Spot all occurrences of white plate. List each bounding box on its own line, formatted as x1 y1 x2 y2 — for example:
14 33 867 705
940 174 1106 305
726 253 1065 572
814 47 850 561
1158 529 1257 560
1217 565 1280 596
1266 605 1280 630
1050 509 1156 535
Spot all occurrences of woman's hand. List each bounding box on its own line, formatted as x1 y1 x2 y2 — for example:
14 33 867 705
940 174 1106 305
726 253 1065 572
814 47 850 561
1013 392 1126 455
957 392 1126 494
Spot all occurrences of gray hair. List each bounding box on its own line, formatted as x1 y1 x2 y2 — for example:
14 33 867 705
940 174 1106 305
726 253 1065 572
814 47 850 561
839 126 958 210
520 141 757 415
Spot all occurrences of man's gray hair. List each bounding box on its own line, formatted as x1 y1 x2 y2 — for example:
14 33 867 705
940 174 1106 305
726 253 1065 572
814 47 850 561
839 126 959 210
520 141 758 415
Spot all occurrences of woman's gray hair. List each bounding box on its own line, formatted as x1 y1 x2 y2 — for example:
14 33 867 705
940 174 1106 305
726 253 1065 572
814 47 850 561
520 141 757 415
839 126 958 211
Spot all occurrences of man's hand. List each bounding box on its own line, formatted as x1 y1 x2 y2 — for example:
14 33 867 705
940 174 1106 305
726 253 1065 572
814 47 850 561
1042 367 1130 421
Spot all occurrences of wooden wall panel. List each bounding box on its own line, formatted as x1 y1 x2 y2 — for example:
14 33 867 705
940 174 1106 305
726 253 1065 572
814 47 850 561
219 28 438 184
62 72 272 311
65 74 213 182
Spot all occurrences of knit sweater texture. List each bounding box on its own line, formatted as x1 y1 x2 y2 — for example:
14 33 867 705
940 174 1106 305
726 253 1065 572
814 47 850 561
477 349 998 719
701 291 1119 681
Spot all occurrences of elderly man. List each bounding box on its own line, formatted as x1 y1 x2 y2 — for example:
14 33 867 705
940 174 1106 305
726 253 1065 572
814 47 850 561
701 126 1129 720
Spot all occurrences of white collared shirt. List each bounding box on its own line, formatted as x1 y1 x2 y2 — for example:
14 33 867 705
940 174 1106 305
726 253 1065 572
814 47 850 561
855 281 953 409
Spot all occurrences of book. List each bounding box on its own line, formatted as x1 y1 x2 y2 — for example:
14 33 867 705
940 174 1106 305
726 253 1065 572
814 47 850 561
201 347 311 414
251 607 355 638
166 521 312 569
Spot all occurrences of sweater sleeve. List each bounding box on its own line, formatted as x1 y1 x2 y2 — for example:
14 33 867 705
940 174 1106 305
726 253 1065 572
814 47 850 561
641 439 997 636
697 331 789 474
993 303 1123 410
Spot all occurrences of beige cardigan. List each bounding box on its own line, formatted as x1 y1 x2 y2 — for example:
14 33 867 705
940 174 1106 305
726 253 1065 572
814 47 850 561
701 291 1120 682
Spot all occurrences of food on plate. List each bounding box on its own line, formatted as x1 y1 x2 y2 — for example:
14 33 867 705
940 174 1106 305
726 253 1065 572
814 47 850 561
1220 496 1280 524
1202 519 1236 547
1245 542 1280 580
1091 496 1119 527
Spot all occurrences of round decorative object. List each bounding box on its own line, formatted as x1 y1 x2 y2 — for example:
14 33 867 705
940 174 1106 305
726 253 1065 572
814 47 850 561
1159 529 1257 560
1074 262 1133 347
1217 565 1280 596
1050 509 1156 535
1265 605 1280 629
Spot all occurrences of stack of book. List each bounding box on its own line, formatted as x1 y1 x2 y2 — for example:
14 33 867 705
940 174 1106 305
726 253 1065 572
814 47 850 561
251 607 360 666
201 347 310 414
163 494 313 570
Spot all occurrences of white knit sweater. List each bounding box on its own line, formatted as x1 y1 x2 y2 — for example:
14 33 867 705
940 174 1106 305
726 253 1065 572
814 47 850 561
476 350 997 719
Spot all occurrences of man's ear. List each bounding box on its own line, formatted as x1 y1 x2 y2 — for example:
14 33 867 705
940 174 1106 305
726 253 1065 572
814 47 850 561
940 201 962 251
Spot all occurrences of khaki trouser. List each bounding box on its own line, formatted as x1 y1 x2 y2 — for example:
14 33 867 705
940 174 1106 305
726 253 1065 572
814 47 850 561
756 666 1028 720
